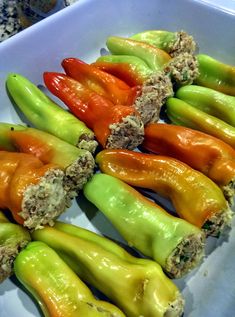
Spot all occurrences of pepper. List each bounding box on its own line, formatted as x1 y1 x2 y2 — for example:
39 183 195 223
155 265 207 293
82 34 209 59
106 36 199 86
0 123 95 195
142 123 235 204
83 173 205 278
0 211 30 283
63 57 172 125
96 149 231 237
166 97 235 149
130 30 196 57
6 73 97 153
0 151 68 229
32 222 185 317
195 54 235 96
14 241 125 317
176 84 235 126
44 72 144 149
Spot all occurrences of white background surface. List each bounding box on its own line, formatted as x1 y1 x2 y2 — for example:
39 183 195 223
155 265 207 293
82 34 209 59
0 0 235 316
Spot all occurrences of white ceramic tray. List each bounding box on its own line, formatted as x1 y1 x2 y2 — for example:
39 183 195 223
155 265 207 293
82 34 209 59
0 0 235 316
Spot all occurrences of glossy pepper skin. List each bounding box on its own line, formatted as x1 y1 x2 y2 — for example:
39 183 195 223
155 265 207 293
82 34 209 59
96 149 231 236
130 30 196 57
166 97 235 149
143 123 235 204
0 123 95 194
14 241 125 317
6 73 97 153
62 57 137 105
176 85 235 126
0 151 68 229
0 211 30 283
195 54 235 96
84 173 205 279
44 72 144 149
32 222 185 317
106 36 199 86
63 57 173 125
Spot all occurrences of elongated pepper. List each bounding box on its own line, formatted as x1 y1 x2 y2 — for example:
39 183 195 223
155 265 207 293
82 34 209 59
0 123 95 196
0 151 68 229
93 55 173 124
44 72 144 149
106 36 199 86
62 57 172 125
32 222 185 317
0 211 30 283
143 123 235 204
195 54 235 96
176 85 235 126
14 241 125 317
166 97 235 149
83 173 205 278
6 73 97 153
130 30 196 57
96 150 232 236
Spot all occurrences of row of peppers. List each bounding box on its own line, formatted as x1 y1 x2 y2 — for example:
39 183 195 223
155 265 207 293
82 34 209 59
1 29 235 316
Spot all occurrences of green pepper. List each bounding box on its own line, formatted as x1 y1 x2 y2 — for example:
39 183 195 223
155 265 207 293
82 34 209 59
195 54 235 96
130 30 196 57
14 241 125 317
176 85 235 126
0 211 31 283
6 73 97 153
0 123 95 195
83 173 205 279
166 97 235 149
32 222 185 317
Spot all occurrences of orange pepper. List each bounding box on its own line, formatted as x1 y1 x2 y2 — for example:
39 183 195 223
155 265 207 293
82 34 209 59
96 149 231 236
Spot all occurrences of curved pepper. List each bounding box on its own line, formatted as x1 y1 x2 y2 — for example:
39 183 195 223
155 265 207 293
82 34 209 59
142 123 235 204
106 36 199 86
14 241 125 317
195 54 235 96
83 173 205 278
44 72 144 149
176 85 235 126
32 222 185 317
6 73 97 153
63 57 172 125
130 30 196 57
0 151 68 229
166 97 235 149
0 211 31 283
0 123 95 195
96 149 231 236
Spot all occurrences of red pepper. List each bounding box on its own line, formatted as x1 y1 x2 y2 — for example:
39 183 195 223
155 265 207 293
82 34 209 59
62 58 137 105
43 72 144 149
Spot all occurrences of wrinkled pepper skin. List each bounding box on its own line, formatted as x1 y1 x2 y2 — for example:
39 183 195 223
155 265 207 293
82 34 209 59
32 222 185 317
166 97 235 149
93 55 153 86
0 151 68 229
0 211 31 283
62 57 137 105
176 85 235 126
14 241 125 317
83 173 205 279
6 73 97 153
130 30 196 57
96 149 231 236
0 123 95 194
143 123 235 204
44 72 144 150
195 54 235 96
106 36 171 71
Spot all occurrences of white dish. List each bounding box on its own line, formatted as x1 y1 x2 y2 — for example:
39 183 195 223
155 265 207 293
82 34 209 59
0 0 235 316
